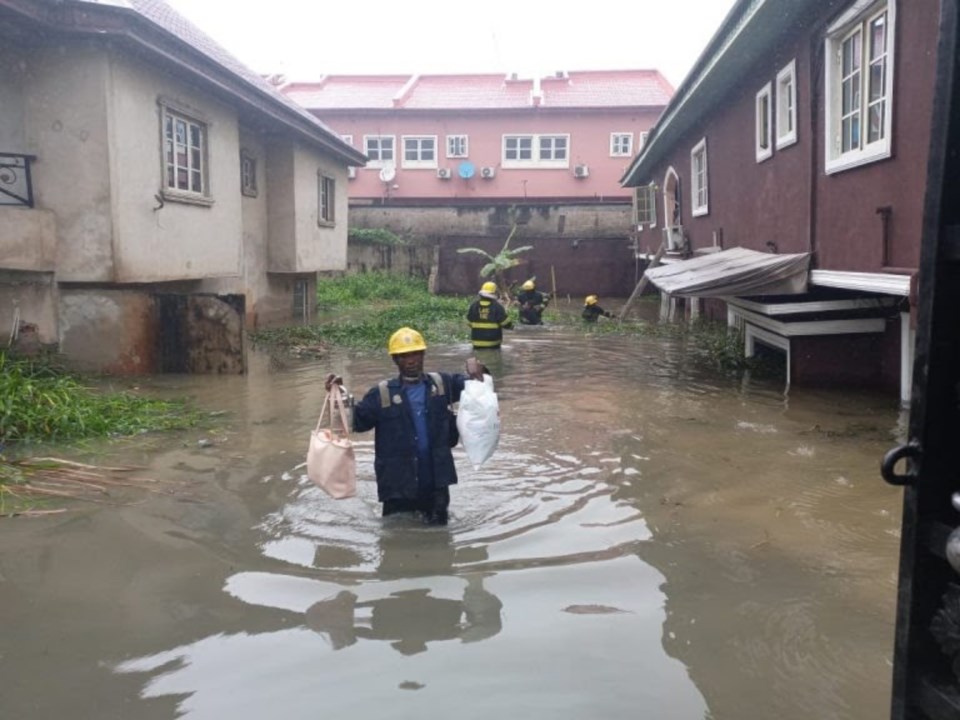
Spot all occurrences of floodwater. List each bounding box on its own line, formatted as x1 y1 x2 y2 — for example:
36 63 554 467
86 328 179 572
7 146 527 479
0 313 905 720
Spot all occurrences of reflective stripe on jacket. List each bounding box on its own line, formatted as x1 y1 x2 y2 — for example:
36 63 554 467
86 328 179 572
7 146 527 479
467 298 509 348
352 372 466 502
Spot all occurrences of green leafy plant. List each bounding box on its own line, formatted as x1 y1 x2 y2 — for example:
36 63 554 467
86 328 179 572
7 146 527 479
348 227 406 246
456 222 533 303
0 352 201 444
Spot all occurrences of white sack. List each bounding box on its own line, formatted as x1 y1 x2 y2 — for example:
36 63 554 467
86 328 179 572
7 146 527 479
457 374 500 468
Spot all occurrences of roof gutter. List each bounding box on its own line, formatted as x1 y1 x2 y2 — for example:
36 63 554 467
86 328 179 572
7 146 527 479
620 0 821 187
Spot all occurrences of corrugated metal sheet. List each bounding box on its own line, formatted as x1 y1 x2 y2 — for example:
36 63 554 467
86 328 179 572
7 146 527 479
644 247 810 297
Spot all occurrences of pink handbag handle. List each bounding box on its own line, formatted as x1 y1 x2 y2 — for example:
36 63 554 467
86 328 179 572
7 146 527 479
316 387 351 437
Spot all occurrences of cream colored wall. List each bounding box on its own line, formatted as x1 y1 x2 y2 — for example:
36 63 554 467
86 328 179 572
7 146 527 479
0 208 56 271
107 54 241 282
265 140 296 271
291 141 349 272
24 45 114 282
0 47 26 150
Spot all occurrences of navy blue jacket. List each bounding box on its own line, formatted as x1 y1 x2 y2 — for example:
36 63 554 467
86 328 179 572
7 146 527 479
353 372 467 502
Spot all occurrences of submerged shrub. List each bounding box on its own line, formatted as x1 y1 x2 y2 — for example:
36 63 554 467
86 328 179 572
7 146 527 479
0 353 199 444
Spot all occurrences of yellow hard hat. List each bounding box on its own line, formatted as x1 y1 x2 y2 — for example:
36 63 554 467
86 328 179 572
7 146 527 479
522 280 535 291
480 281 497 295
585 295 598 306
388 327 427 355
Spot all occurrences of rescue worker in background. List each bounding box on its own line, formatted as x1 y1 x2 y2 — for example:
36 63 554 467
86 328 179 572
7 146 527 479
516 279 549 326
467 281 513 349
582 294 614 322
324 327 486 525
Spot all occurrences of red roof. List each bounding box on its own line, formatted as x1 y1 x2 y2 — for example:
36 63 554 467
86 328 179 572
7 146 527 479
282 70 672 111
539 70 674 108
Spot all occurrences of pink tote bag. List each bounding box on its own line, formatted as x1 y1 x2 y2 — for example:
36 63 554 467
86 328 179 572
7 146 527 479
307 388 356 499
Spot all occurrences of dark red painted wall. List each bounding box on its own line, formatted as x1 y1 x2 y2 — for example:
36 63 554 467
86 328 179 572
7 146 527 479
437 236 639 297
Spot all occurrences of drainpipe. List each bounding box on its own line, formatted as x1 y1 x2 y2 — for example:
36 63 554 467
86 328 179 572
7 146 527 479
808 41 825 266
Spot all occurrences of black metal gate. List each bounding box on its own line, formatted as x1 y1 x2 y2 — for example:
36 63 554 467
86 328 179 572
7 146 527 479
881 1 960 716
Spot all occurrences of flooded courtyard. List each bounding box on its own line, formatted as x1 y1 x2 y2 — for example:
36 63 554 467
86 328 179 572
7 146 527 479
0 320 905 719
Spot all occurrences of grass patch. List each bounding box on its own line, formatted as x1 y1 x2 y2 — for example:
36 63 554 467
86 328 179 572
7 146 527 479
254 273 486 351
0 353 201 444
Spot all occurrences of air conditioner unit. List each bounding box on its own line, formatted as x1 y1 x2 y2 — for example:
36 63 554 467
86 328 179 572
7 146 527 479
347 166 357 179
574 164 589 178
480 166 496 179
437 167 452 179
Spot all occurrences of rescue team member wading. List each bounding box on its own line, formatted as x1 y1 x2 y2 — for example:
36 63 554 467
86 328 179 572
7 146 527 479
467 281 513 349
582 294 614 322
324 327 486 526
516 279 549 326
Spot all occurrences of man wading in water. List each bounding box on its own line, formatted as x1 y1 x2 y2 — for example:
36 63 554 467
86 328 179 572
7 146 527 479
325 327 486 526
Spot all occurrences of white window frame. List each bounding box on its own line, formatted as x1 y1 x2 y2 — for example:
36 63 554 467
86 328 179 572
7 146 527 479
824 0 896 174
318 173 335 226
446 134 469 158
502 133 570 168
756 82 773 163
776 60 798 149
401 135 437 169
610 132 633 157
363 135 395 169
639 131 649 151
634 182 658 228
691 138 709 217
159 99 211 205
340 134 353 146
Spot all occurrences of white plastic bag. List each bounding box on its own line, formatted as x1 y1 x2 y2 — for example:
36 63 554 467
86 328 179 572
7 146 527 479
457 374 500 468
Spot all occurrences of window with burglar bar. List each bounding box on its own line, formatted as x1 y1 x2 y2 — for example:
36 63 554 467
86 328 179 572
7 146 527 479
0 153 35 207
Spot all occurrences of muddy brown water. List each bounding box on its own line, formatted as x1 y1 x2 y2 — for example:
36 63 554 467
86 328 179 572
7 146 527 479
0 315 905 719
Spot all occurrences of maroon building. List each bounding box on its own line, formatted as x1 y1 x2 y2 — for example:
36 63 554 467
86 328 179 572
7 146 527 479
622 0 932 402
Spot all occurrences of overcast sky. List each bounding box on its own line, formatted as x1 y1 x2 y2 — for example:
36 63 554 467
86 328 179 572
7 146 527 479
165 0 739 89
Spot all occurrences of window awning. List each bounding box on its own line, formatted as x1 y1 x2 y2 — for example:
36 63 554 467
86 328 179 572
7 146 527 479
643 247 811 298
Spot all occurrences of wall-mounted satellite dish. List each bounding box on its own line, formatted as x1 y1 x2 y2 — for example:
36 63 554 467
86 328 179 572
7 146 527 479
458 161 476 179
378 165 396 183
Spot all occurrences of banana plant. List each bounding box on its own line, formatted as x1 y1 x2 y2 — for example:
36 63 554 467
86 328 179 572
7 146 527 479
457 224 533 304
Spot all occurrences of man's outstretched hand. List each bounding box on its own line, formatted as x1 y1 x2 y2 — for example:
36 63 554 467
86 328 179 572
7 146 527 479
465 358 487 380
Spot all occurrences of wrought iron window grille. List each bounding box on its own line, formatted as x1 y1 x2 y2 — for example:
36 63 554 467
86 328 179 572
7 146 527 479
0 153 36 208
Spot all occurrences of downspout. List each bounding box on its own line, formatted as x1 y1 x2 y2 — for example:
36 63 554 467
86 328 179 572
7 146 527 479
807 36 825 267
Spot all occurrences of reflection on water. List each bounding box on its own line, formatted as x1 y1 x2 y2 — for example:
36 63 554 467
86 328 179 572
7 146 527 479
0 323 904 719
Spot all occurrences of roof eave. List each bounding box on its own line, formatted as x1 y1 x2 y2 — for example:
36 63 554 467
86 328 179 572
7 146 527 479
621 0 823 187
12 0 366 165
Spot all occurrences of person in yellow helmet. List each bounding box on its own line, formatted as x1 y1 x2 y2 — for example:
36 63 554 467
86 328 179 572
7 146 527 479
324 327 486 525
516 279 549 325
582 294 614 322
466 281 513 348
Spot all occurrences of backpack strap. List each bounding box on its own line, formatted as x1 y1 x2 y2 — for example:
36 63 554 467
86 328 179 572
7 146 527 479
378 380 391 408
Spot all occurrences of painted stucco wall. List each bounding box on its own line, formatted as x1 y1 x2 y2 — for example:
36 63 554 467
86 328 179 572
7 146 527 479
266 139 349 273
59 289 156 373
0 46 26 151
0 270 57 346
0 207 57 271
23 44 114 282
349 202 631 239
108 53 242 282
327 107 659 202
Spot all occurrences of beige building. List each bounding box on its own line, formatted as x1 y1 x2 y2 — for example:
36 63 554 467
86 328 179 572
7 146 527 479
0 0 365 373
